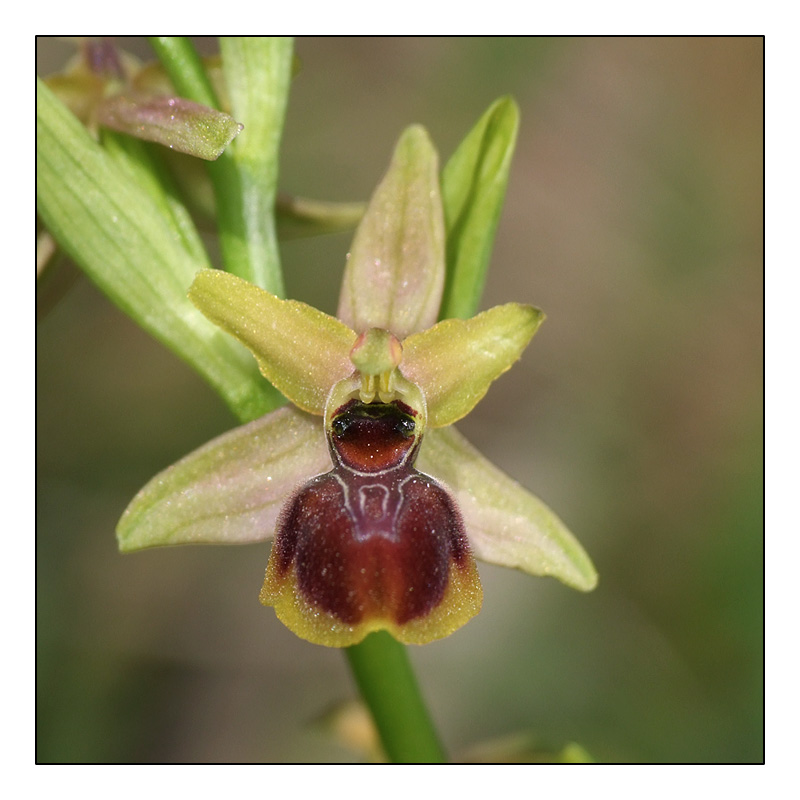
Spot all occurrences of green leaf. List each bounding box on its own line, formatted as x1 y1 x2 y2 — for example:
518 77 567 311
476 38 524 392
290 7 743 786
401 302 543 427
440 97 520 320
419 427 598 592
189 269 357 415
337 125 445 339
36 77 279 422
96 93 243 160
117 406 328 551
99 130 210 267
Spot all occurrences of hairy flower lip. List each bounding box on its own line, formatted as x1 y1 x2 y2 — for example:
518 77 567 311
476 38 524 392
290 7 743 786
260 396 483 647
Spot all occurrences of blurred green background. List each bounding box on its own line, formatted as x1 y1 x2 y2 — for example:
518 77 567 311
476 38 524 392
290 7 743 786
37 37 763 763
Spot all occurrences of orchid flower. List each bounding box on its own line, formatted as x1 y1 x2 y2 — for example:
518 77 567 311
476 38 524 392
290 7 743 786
117 125 597 648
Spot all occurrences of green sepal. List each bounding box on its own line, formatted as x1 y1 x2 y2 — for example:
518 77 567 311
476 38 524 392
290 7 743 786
118 407 329 551
418 427 598 592
402 303 544 428
337 125 445 339
36 77 278 423
188 269 357 415
440 97 520 320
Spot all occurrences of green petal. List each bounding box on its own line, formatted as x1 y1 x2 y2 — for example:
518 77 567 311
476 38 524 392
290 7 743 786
440 97 519 320
418 428 597 592
189 269 356 415
117 406 329 552
96 93 243 160
337 125 445 338
401 303 544 428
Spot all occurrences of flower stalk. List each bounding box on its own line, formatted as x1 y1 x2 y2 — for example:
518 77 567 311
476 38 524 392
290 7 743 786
345 632 447 763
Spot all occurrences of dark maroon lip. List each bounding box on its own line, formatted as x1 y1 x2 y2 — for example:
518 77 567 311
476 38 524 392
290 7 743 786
270 398 471 627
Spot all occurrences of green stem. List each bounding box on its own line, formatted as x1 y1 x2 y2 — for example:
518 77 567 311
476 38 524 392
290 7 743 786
148 37 220 108
345 632 447 763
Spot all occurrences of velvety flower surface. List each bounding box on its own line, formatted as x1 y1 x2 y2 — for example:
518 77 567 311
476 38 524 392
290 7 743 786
117 126 597 647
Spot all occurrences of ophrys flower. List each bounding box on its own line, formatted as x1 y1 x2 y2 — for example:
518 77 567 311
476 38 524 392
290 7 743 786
117 126 597 647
